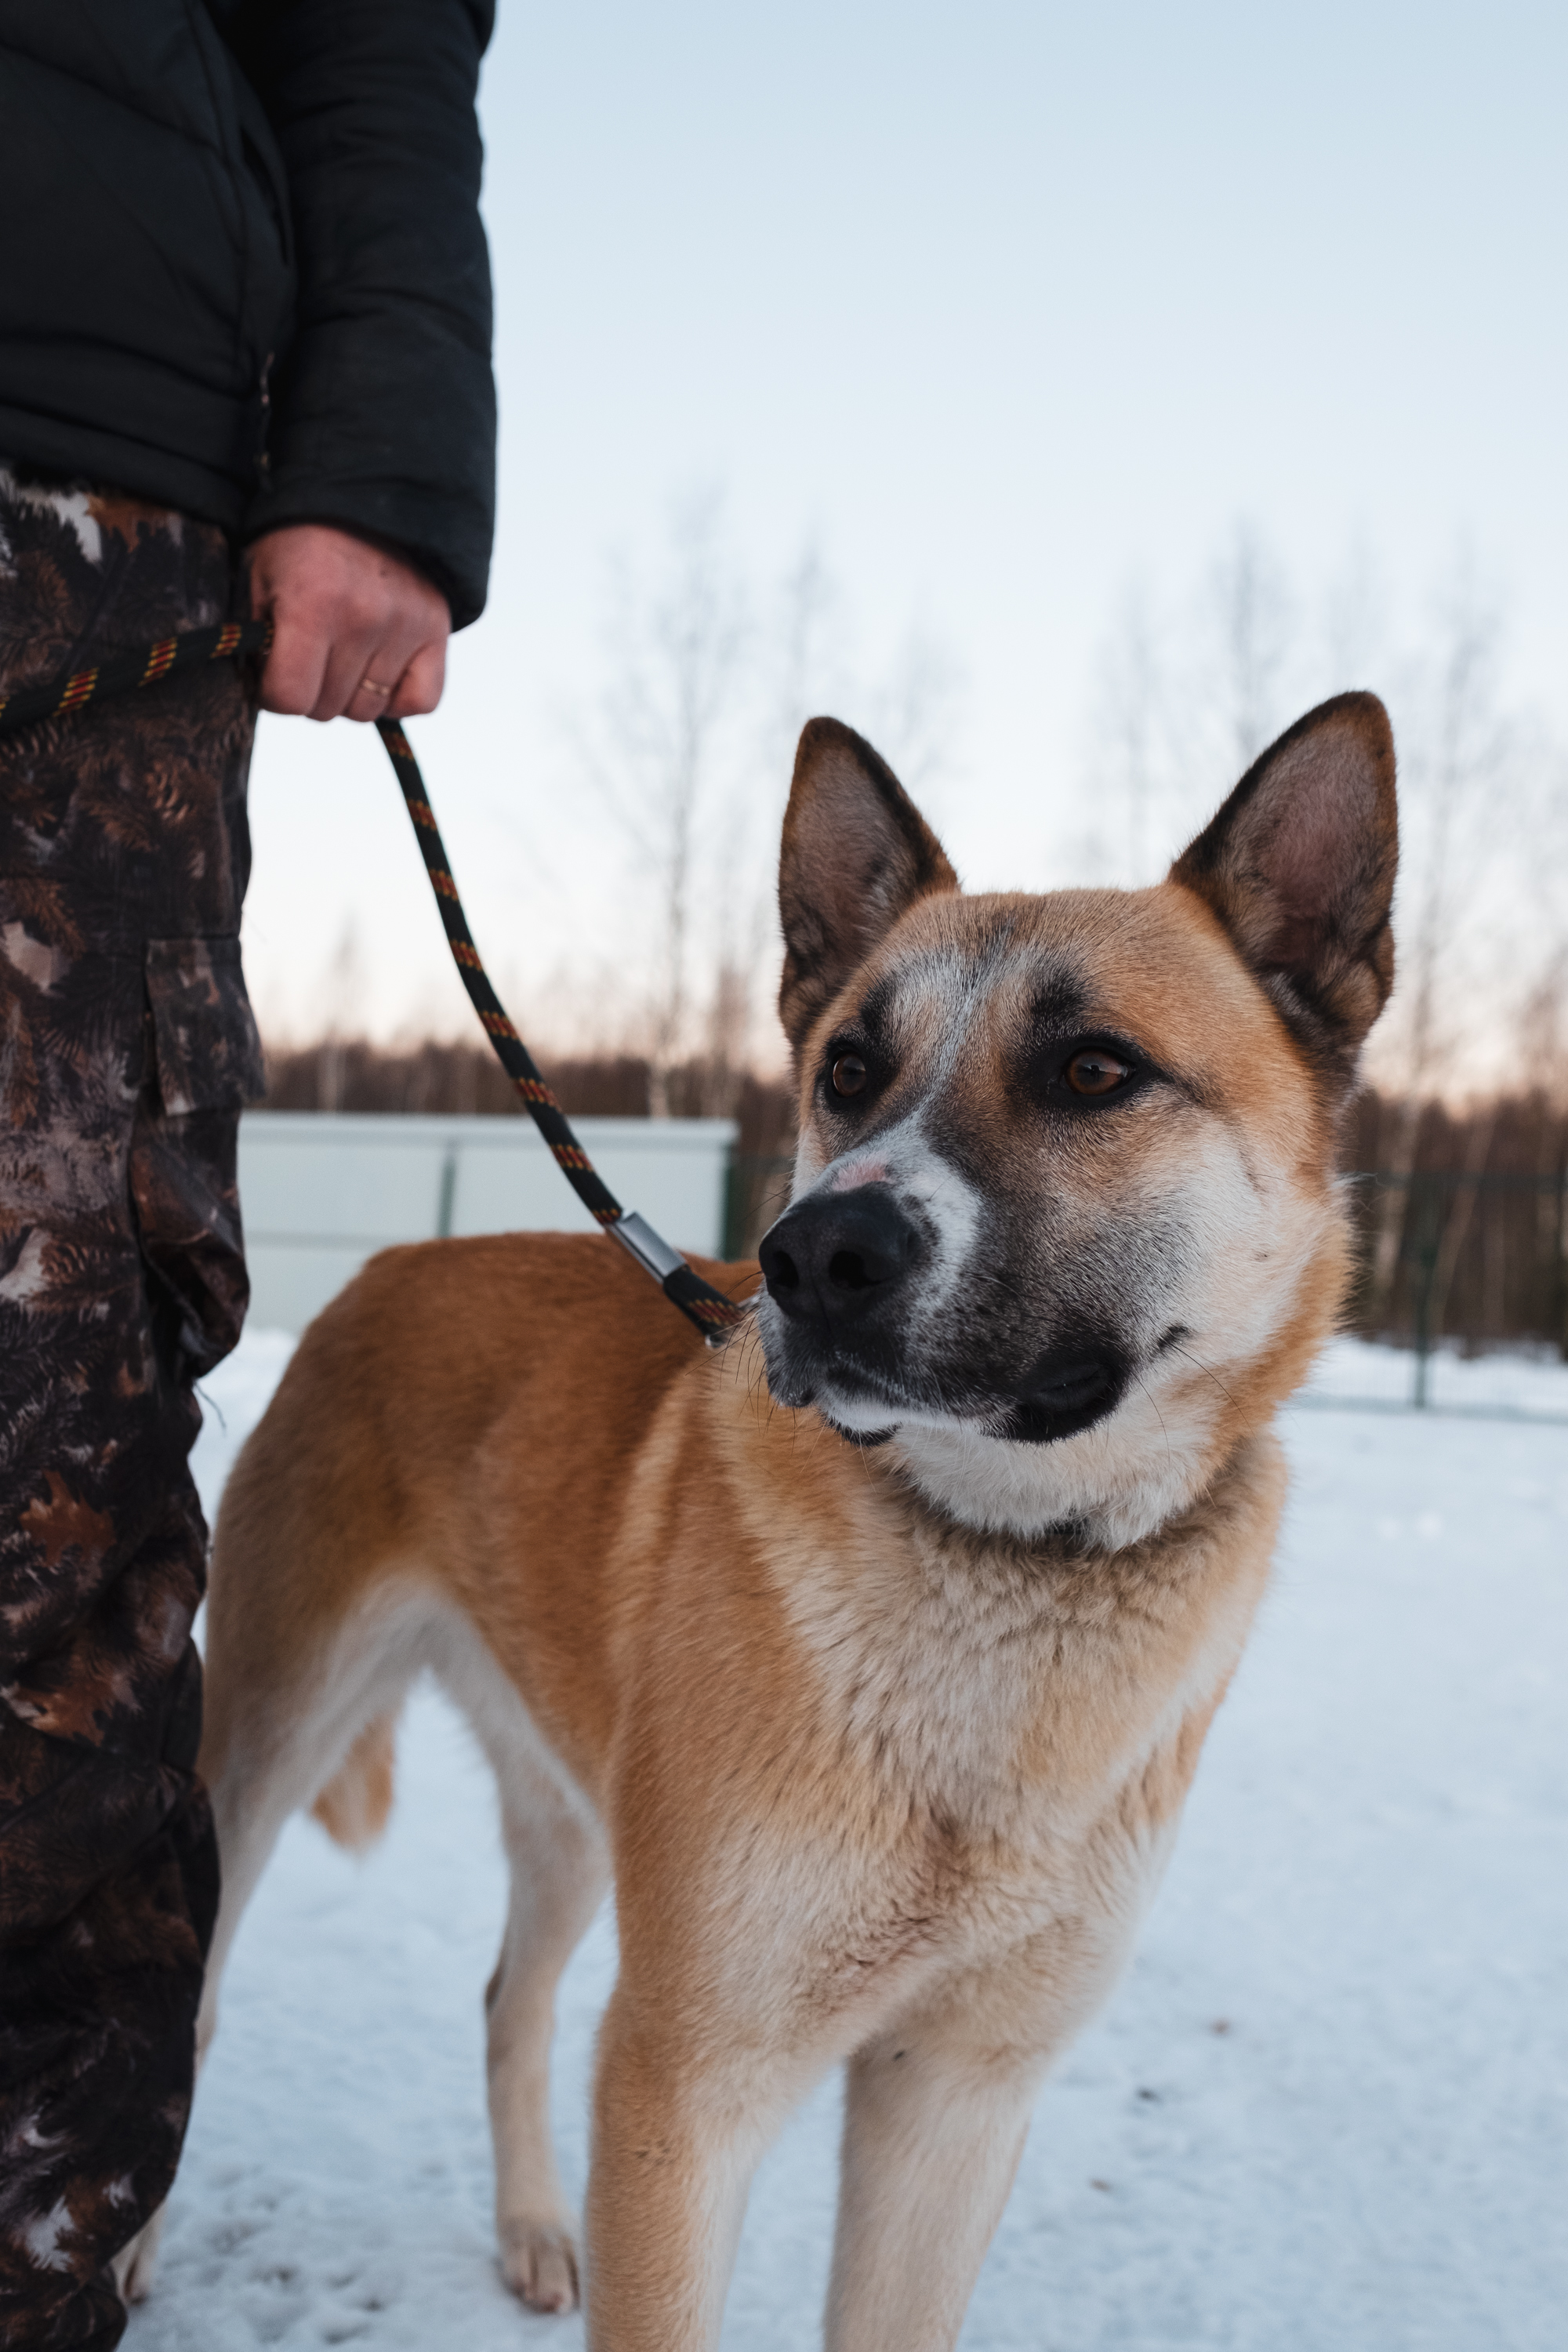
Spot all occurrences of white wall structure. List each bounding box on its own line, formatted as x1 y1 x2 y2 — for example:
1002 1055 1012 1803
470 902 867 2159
238 1112 739 1333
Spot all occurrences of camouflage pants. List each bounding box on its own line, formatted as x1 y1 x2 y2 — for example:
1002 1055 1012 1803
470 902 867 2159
0 464 262 2349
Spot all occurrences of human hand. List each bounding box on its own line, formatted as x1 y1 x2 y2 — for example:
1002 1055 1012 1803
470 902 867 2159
248 524 451 723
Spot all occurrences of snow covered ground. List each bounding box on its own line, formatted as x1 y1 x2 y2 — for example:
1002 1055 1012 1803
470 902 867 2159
1302 1334 1568 1421
134 1336 1568 2352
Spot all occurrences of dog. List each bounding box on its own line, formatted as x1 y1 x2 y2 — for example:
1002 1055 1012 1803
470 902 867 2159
150 693 1397 2346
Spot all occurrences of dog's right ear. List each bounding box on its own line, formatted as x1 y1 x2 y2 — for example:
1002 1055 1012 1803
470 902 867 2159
1168 691 1399 1085
778 719 959 1054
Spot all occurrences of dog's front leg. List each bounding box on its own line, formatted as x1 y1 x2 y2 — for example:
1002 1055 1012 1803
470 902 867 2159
825 1951 1079 2352
584 1984 779 2350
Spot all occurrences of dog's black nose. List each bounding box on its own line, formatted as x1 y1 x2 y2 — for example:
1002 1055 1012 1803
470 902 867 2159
758 1186 926 1328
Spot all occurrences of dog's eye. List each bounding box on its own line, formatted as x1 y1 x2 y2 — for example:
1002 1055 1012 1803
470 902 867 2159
1064 1047 1134 1097
831 1053 869 1098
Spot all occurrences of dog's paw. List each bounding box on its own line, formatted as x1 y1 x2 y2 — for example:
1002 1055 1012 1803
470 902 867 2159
112 2205 168 2305
499 2216 579 2314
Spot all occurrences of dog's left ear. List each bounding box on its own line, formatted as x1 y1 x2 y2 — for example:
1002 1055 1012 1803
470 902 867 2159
1169 691 1399 1081
778 717 959 1054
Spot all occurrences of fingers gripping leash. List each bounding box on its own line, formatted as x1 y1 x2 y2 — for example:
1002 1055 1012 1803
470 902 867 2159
0 622 749 1345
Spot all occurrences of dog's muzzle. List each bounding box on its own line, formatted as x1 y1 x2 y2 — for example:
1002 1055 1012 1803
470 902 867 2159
758 1186 1130 1450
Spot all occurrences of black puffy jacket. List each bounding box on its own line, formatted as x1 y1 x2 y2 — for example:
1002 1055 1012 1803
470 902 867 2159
0 1 495 628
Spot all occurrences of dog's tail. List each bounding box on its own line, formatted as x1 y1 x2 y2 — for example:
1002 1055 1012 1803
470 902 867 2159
310 1707 402 1850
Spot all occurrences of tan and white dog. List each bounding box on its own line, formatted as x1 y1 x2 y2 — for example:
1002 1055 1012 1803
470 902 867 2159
170 694 1397 2347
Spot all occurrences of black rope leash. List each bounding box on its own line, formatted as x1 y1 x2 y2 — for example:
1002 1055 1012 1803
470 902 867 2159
374 717 747 1338
0 622 749 1345
0 616 263 731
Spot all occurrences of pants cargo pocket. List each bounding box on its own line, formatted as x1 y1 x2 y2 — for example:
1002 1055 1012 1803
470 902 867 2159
132 936 266 1379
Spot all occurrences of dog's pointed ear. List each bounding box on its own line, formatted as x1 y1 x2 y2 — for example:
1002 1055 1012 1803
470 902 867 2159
1169 691 1399 1083
778 718 959 1053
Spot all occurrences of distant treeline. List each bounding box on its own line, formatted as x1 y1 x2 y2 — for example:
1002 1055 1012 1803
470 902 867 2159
1345 1087 1567 1357
260 1036 797 1160
259 1041 1567 1352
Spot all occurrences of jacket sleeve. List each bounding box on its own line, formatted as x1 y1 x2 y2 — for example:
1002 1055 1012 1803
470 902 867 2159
238 0 496 630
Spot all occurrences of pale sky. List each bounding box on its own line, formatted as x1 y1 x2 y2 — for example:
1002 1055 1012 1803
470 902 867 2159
241 0 1568 1060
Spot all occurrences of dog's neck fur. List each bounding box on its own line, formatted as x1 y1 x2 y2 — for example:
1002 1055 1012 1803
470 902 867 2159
731 1374 1283 1846
803 1345 1278 1555
887 1398 1227 1554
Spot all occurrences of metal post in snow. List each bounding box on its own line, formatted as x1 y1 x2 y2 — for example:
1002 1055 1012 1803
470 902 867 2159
1410 1174 1440 1410
436 1144 460 1240
721 1148 742 1263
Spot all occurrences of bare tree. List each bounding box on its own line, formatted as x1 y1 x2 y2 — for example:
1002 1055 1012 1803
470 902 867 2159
1367 559 1514 1310
577 491 750 1114
867 620 964 799
1087 580 1164 884
568 496 969 1105
1320 535 1388 696
1394 568 1510 1089
1081 526 1296 891
1207 520 1296 773
1520 947 1568 1108
314 920 364 1112
1078 532 1565 1365
767 542 846 768
697 541 854 1105
1424 1101 1499 1341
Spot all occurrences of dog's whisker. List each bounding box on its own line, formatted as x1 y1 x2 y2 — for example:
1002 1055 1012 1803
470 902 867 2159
1131 1367 1174 1471
1167 1340 1240 1416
